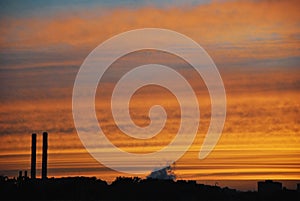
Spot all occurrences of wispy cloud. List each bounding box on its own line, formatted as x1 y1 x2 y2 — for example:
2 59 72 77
0 0 300 183
1 0 299 69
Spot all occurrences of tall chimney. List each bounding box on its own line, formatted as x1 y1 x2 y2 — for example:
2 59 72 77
31 133 36 179
18 170 22 179
42 132 48 179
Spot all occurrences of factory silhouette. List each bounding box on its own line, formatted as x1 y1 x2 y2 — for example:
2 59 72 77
0 132 299 200
17 132 48 181
31 132 48 180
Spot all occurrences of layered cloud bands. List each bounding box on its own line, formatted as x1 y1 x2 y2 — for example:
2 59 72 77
0 0 299 189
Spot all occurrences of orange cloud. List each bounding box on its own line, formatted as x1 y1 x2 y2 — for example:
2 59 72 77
0 0 300 184
1 0 300 69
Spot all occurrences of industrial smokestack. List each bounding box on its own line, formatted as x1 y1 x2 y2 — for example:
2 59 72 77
42 132 48 179
31 133 36 179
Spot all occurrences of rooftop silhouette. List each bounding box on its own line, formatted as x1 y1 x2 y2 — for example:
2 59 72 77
0 175 299 200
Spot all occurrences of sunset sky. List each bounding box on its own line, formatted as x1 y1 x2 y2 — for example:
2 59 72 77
0 0 299 190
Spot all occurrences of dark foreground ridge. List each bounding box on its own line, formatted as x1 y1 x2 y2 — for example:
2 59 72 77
0 176 299 200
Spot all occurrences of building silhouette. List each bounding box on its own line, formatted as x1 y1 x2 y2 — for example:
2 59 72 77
257 180 282 194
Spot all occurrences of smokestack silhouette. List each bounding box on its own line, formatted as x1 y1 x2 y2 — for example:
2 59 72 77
31 133 36 179
42 132 48 179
